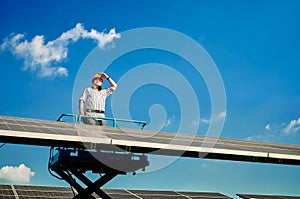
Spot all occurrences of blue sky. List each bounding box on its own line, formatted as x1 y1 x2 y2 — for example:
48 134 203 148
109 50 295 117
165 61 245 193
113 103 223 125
0 0 300 198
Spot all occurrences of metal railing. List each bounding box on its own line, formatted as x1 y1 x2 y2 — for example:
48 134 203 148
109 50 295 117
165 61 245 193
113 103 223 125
57 113 147 129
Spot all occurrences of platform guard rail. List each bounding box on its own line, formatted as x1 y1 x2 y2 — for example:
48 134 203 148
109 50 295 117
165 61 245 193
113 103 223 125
57 113 147 129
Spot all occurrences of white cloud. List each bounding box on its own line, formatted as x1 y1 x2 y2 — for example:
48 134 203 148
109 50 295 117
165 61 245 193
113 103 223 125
1 23 121 78
0 164 35 183
200 118 210 124
192 112 226 127
283 117 300 134
245 134 274 142
209 111 227 123
218 111 226 119
197 111 226 125
165 115 175 127
246 117 300 142
165 119 172 127
249 117 300 141
265 123 271 131
192 120 200 126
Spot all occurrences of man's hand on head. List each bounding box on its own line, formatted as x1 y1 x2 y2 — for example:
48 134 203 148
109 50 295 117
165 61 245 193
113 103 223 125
99 72 109 79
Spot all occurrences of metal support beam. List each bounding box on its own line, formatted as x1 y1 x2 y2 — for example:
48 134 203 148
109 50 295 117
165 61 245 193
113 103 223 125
49 148 149 199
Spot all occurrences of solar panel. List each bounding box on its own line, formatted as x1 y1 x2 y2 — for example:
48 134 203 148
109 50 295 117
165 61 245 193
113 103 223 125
0 185 15 199
114 189 233 199
178 191 231 198
95 189 140 198
13 184 75 199
128 190 181 195
0 184 74 199
0 184 233 199
1 115 300 165
140 196 187 199
237 194 300 199
103 189 133 194
103 194 140 199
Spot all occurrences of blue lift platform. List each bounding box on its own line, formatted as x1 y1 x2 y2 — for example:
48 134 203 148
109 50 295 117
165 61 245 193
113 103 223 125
49 114 149 199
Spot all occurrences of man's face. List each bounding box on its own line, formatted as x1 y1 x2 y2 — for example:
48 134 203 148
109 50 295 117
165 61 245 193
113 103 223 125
93 77 103 86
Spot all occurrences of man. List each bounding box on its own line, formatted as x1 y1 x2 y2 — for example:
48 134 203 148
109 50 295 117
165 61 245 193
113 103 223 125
79 72 117 126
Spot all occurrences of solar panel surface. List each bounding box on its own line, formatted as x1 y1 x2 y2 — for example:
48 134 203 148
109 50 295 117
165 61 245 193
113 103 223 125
0 184 15 199
1 115 300 165
0 184 233 199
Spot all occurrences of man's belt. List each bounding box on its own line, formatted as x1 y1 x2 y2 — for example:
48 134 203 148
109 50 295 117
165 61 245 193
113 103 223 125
86 109 105 114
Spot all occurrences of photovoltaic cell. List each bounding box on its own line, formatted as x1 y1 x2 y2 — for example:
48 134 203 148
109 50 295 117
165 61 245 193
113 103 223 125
141 196 188 199
178 191 230 198
105 194 140 199
0 184 235 199
0 196 15 199
0 185 11 189
102 189 133 194
130 190 180 195
0 185 15 199
126 190 233 199
13 185 75 199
